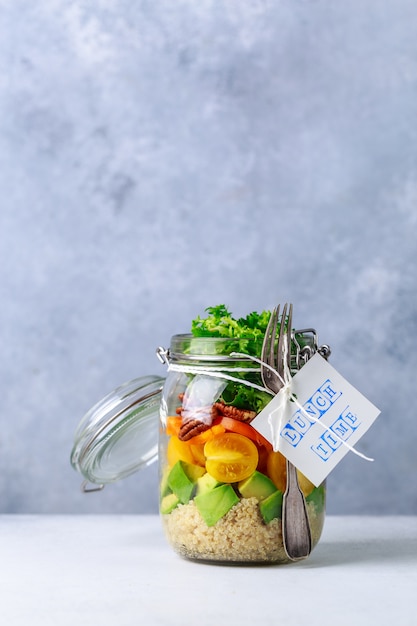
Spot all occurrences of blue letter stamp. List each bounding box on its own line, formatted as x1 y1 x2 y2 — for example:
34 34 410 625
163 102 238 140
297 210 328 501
250 353 380 486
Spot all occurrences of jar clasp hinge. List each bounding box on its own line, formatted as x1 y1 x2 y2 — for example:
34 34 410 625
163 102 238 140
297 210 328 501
156 346 170 365
81 480 105 493
293 328 331 368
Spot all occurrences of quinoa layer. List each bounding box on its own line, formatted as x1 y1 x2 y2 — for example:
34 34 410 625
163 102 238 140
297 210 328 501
162 497 324 563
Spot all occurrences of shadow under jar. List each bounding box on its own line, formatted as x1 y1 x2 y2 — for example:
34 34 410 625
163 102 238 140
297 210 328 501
158 333 326 564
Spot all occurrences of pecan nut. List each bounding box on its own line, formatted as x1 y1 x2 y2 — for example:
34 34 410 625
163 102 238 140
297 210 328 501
176 401 219 441
178 419 211 441
175 393 257 442
214 402 257 423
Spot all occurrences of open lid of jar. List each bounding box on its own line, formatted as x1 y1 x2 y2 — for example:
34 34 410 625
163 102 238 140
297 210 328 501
70 375 165 491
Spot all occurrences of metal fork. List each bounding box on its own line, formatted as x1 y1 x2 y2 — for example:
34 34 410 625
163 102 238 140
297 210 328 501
261 303 312 561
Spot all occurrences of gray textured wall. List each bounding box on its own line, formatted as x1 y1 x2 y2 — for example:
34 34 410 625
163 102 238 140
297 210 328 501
1 0 416 515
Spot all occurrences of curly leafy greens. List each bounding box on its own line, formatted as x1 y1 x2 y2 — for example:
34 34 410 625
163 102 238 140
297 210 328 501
190 305 272 412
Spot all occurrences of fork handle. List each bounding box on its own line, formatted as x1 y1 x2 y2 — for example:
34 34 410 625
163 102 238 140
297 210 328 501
282 460 312 560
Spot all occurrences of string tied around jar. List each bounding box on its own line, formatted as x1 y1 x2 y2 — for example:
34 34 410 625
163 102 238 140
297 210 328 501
161 346 373 463
231 341 374 463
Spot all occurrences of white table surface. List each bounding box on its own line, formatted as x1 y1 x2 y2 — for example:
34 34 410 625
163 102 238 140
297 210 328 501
0 515 415 626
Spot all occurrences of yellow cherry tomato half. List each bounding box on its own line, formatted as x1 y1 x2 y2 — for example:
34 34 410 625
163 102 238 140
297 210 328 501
204 433 259 483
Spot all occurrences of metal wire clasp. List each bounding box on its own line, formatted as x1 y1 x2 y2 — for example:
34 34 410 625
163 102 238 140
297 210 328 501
156 346 170 365
293 328 331 369
81 480 105 493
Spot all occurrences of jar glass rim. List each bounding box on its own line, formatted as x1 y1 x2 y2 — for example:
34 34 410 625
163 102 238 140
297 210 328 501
168 331 316 362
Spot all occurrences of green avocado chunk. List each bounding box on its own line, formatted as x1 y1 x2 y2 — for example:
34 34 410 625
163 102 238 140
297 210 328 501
167 461 204 504
259 489 283 524
196 472 223 496
306 483 326 513
160 466 172 498
238 471 277 501
194 484 239 527
160 493 180 514
183 462 206 483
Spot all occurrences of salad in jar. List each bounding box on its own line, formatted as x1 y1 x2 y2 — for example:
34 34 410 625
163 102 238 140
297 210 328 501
158 306 326 563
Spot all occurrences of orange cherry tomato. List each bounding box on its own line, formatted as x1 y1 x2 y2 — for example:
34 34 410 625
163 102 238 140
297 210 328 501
213 416 273 451
296 472 316 497
165 415 226 445
256 444 270 474
165 416 182 436
166 436 195 466
266 450 287 492
204 433 259 483
189 443 206 467
183 423 226 446
267 450 316 496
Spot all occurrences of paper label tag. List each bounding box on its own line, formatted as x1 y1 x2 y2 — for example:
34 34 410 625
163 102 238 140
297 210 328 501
250 353 381 486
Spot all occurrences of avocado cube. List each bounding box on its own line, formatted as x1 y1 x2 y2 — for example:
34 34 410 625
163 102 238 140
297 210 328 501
182 462 206 483
196 472 223 496
160 493 180 514
167 461 195 504
306 483 326 513
194 484 239 527
160 466 172 498
259 490 283 524
238 471 277 501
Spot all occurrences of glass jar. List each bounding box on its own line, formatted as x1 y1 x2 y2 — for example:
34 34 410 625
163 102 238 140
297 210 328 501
157 333 326 564
70 329 328 565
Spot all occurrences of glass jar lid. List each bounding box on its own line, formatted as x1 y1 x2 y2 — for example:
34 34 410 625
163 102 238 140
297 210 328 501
70 375 164 488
